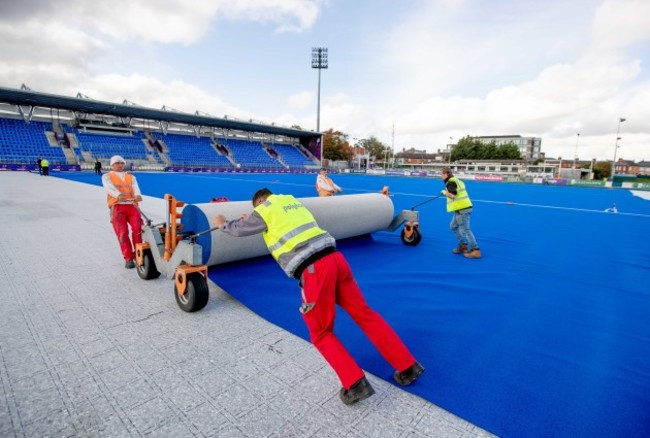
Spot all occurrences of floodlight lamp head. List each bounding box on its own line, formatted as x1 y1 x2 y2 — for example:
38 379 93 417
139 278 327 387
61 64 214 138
311 47 329 69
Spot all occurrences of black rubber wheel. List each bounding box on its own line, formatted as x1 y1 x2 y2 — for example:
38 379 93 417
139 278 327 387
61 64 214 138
174 272 209 312
137 249 161 280
401 226 422 246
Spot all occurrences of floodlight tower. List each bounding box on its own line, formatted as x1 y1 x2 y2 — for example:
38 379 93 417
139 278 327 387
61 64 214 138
573 133 580 169
611 117 626 182
448 137 454 166
312 47 328 165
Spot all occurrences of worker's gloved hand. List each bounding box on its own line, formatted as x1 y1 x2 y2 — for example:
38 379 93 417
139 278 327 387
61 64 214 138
440 190 447 196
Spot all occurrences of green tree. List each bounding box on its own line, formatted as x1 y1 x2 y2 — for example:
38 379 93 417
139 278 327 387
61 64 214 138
482 142 499 159
322 129 352 161
357 137 389 161
498 143 522 160
592 161 611 179
578 161 610 179
450 136 478 161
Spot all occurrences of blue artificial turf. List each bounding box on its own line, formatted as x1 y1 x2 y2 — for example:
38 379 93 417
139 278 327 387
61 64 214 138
57 171 650 437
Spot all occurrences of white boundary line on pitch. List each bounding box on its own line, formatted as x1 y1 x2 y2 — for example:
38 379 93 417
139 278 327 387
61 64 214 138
473 199 650 218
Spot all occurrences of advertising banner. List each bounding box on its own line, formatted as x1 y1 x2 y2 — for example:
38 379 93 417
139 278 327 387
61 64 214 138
475 174 504 182
165 167 313 175
570 180 606 188
0 163 81 172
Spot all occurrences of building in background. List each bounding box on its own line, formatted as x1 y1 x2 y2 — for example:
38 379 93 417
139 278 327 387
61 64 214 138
473 135 542 161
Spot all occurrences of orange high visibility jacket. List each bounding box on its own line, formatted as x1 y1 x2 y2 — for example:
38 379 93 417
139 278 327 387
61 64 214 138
106 172 139 207
315 175 341 197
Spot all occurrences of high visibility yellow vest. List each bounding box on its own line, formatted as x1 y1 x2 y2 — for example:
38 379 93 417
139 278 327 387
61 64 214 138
255 194 327 261
446 176 473 212
106 172 138 206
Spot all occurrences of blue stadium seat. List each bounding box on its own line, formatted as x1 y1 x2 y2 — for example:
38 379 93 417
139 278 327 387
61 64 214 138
159 133 232 167
0 117 66 164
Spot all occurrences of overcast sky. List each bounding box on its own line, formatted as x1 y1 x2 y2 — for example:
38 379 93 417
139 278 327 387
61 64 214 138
1 0 649 161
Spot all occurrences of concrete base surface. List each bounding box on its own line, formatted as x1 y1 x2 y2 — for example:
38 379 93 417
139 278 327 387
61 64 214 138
0 172 496 438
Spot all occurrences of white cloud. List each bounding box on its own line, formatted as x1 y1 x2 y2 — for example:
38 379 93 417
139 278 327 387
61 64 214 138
0 21 107 67
287 91 312 110
219 0 325 33
340 0 650 160
591 0 650 50
0 0 325 45
76 0 220 45
0 21 108 91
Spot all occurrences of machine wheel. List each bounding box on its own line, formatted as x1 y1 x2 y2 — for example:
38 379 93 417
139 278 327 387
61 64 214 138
137 249 161 280
401 225 422 246
174 272 209 312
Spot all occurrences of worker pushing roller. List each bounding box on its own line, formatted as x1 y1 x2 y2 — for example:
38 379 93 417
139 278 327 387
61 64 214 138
212 188 424 405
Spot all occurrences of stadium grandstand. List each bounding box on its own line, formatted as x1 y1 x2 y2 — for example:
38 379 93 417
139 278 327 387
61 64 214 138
0 86 322 172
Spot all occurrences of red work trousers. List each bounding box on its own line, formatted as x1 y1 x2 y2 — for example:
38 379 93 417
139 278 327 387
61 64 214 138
300 251 416 389
110 204 142 261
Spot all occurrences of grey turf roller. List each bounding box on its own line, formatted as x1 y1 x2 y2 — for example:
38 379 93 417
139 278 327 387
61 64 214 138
181 193 394 266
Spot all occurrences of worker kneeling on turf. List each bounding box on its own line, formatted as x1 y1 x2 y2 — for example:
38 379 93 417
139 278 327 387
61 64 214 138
213 188 424 405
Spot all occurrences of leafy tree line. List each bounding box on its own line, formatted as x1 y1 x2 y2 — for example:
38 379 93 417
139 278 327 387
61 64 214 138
316 129 619 180
321 129 393 162
319 130 522 163
450 136 521 161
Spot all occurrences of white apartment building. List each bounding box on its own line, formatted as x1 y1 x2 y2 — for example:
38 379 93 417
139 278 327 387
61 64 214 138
473 135 542 161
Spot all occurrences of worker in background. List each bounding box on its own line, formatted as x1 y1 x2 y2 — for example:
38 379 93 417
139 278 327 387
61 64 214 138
40 158 50 176
440 167 482 258
316 168 343 197
102 155 143 269
212 188 424 405
36 157 43 175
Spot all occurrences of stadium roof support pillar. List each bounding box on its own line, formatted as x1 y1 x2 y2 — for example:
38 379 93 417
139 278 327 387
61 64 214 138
17 105 35 123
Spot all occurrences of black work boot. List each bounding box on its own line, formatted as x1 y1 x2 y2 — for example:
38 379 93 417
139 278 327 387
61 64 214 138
339 377 375 405
394 362 425 386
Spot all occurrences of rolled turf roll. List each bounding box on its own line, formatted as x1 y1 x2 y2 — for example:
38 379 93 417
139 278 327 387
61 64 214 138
181 193 394 266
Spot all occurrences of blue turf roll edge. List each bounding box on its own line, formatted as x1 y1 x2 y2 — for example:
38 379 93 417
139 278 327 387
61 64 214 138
180 204 212 264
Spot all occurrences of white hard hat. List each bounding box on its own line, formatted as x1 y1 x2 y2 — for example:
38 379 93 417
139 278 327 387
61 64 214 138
110 155 126 165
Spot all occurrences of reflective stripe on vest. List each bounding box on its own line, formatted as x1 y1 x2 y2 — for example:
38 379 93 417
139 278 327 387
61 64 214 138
106 172 137 206
446 176 473 212
255 194 327 261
